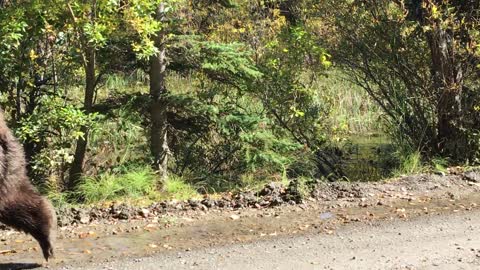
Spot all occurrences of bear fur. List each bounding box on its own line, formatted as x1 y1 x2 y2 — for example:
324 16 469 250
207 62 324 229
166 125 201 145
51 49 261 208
0 111 56 261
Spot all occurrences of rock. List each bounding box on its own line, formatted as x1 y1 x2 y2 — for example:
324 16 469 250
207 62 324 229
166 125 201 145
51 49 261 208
79 215 90 224
89 206 105 219
243 192 258 205
232 200 244 209
139 208 150 218
259 200 270 207
73 208 90 224
55 206 76 226
159 201 168 208
188 199 199 208
229 214 240 220
110 203 133 220
117 211 130 220
201 199 215 208
319 212 334 220
266 182 277 191
216 200 227 208
464 171 480 182
270 195 284 206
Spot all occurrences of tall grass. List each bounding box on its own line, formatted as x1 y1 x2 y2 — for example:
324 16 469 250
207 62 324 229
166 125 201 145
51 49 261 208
393 151 423 176
312 69 384 134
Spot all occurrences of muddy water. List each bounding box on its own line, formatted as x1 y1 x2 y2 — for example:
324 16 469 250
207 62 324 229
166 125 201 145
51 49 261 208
2 192 480 269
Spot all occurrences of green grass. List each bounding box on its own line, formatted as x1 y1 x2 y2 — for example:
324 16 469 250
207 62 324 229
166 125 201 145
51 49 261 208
393 151 423 176
78 167 158 204
162 175 200 200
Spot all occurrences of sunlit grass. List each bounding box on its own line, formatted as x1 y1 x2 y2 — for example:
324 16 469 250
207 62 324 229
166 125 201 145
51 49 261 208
162 175 201 200
78 167 158 204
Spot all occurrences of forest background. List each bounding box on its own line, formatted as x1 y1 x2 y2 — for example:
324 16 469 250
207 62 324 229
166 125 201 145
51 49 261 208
0 0 479 206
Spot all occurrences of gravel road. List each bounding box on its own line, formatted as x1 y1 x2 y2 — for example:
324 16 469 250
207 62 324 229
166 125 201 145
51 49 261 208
57 209 480 270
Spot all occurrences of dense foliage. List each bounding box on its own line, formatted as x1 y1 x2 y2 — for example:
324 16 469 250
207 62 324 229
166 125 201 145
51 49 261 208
321 0 480 161
0 0 478 203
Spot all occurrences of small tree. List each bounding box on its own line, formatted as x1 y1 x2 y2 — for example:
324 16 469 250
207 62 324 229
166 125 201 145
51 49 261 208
65 0 126 190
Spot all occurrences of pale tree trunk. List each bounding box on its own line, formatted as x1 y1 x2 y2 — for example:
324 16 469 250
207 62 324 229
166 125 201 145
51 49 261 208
149 2 169 182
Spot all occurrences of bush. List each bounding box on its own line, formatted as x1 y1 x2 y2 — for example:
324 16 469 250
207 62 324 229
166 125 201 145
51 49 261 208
16 96 98 187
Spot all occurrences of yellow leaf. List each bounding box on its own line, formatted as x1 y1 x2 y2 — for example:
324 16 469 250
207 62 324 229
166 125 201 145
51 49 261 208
431 5 439 19
29 49 38 60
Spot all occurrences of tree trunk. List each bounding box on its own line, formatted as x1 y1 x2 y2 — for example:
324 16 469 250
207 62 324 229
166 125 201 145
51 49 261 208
68 45 96 191
149 2 169 182
426 19 464 157
279 0 301 25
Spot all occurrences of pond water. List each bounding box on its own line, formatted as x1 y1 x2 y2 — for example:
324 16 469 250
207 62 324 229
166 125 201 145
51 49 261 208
342 134 394 182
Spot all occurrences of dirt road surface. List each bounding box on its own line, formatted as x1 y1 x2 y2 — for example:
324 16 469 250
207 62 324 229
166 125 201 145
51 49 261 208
1 174 480 270
49 209 479 270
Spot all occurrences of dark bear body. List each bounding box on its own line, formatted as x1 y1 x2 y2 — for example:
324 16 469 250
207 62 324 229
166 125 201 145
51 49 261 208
0 112 56 261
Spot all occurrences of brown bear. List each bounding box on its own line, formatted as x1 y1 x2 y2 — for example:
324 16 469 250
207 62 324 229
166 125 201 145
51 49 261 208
0 111 56 261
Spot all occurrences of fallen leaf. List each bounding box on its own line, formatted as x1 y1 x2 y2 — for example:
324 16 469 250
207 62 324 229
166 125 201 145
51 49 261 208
230 214 240 220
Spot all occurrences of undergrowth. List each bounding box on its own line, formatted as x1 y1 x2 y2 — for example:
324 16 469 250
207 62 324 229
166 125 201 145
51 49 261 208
78 167 158 204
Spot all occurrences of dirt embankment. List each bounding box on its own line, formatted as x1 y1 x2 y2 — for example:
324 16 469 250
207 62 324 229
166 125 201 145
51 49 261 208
52 169 480 229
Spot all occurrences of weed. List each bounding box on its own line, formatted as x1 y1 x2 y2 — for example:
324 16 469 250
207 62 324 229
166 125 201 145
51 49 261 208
78 167 157 204
162 175 200 200
431 157 449 175
394 151 423 176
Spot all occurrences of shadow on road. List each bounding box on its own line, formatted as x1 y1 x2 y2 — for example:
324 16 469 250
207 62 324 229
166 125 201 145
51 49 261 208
0 263 41 270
